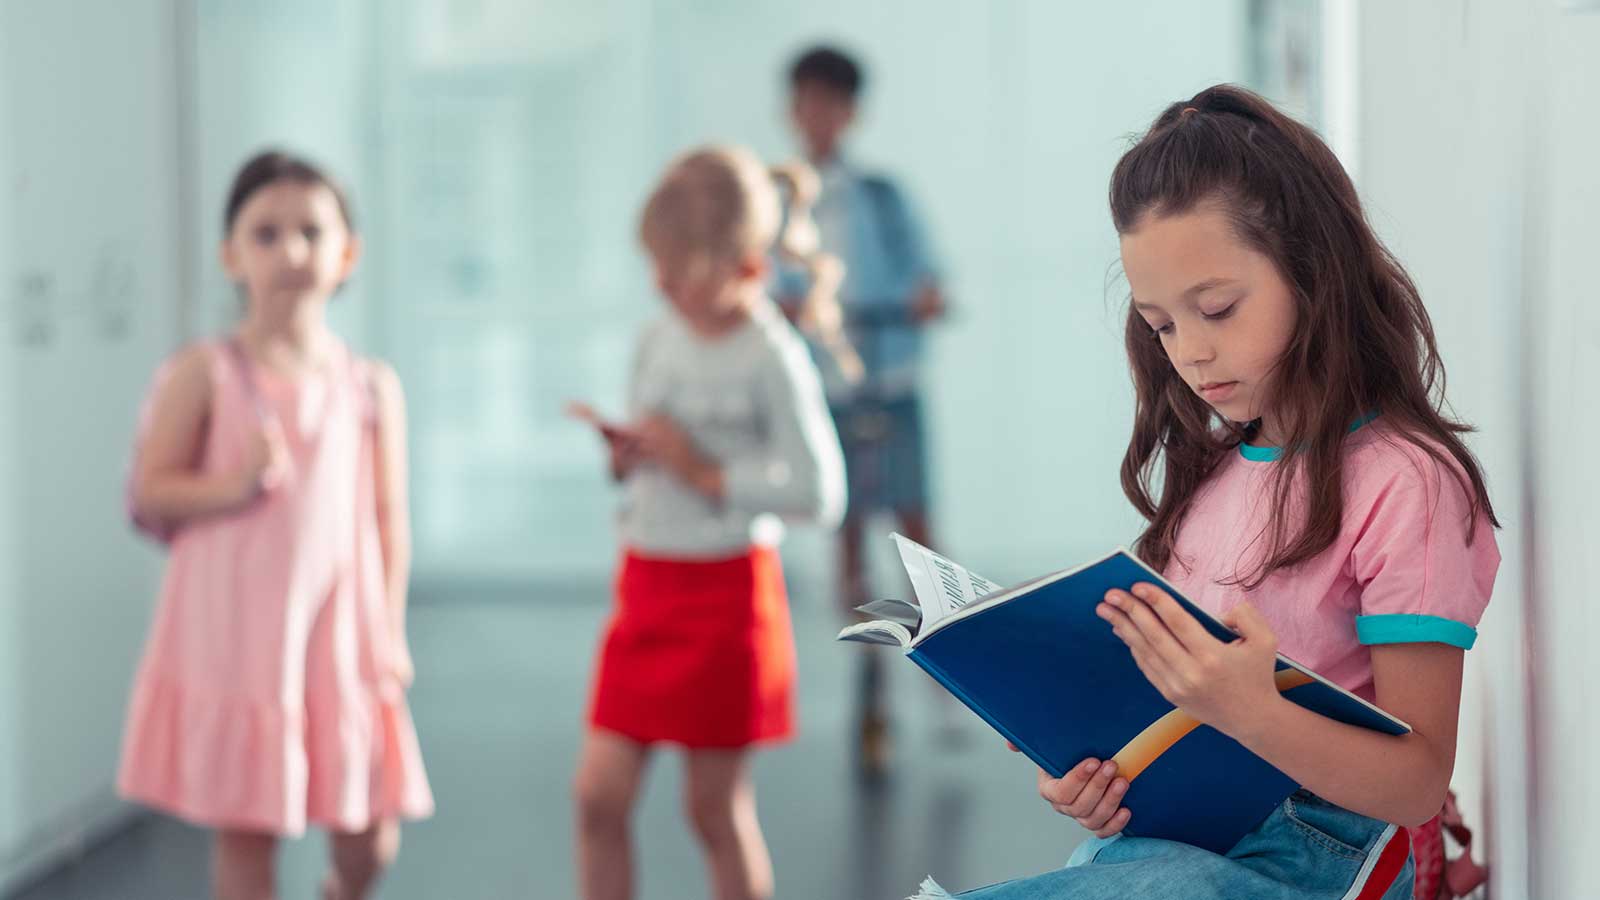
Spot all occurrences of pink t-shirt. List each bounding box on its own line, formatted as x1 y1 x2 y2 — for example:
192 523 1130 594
1165 422 1500 702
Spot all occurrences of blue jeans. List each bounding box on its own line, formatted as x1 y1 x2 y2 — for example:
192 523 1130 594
912 792 1415 900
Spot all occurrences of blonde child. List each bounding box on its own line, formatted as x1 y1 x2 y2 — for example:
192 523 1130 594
571 145 845 900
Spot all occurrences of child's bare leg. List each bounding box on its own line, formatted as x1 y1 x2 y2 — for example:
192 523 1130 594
213 829 278 900
837 514 869 617
320 819 400 900
685 748 773 900
575 729 652 900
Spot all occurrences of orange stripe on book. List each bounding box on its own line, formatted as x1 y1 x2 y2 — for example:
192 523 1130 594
1112 668 1316 782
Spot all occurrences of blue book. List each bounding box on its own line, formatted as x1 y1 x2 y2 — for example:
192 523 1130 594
838 535 1410 855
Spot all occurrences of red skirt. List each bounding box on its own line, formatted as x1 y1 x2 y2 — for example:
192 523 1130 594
587 546 797 748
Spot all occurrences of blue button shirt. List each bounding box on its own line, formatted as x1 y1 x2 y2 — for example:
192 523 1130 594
773 157 939 401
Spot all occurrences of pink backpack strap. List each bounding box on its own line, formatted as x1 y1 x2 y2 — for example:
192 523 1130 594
345 346 382 428
1440 791 1488 897
1408 814 1445 899
128 339 278 545
222 336 272 426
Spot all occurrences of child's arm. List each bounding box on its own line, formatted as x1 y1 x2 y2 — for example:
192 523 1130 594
911 281 948 324
1231 640 1460 826
370 361 414 687
1100 585 1460 827
882 180 945 325
607 437 641 483
132 346 281 523
633 342 845 525
632 415 721 499
739 342 845 524
707 340 845 523
566 402 641 482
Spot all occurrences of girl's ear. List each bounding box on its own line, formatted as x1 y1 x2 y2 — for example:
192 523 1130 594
339 233 364 282
219 239 243 284
736 251 768 282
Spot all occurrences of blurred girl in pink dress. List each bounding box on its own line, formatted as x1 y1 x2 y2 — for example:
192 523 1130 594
119 150 433 900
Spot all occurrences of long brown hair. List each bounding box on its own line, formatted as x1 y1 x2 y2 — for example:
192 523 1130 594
1109 84 1497 585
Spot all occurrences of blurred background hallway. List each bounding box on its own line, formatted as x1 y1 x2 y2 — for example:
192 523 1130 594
2 2 1596 898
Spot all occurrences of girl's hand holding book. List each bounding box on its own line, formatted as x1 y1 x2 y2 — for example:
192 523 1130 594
1098 583 1282 741
1038 757 1131 838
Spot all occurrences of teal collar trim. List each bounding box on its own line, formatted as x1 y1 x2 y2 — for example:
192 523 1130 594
1238 412 1380 462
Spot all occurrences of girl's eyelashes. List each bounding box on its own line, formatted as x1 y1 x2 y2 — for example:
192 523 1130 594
1141 295 1241 337
253 225 277 245
1139 316 1173 338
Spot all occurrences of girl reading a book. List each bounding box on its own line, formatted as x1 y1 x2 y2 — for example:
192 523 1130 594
913 85 1499 900
573 145 846 900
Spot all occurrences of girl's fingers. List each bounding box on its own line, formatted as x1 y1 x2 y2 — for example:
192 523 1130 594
1093 808 1132 839
1098 601 1139 645
1125 642 1179 698
1221 600 1277 646
1076 777 1128 831
1130 583 1215 649
1103 602 1163 665
1064 760 1119 818
1106 590 1188 661
1106 609 1184 703
1039 758 1101 811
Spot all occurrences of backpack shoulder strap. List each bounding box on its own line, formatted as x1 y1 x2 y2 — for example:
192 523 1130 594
858 174 914 273
223 337 272 425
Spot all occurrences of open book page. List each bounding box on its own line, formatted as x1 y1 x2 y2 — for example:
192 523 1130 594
855 597 922 630
836 595 925 649
837 619 914 647
891 534 1004 631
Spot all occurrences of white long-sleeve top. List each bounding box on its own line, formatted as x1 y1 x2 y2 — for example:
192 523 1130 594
618 298 847 558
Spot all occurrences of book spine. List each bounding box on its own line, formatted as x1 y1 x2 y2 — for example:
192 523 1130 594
908 649 1066 779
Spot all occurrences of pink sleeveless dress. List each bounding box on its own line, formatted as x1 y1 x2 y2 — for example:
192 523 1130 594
118 339 434 836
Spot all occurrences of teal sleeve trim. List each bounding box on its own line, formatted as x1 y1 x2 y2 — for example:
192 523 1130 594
1356 614 1478 649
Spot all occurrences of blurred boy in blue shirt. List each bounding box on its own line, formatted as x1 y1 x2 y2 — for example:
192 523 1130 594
777 45 949 778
